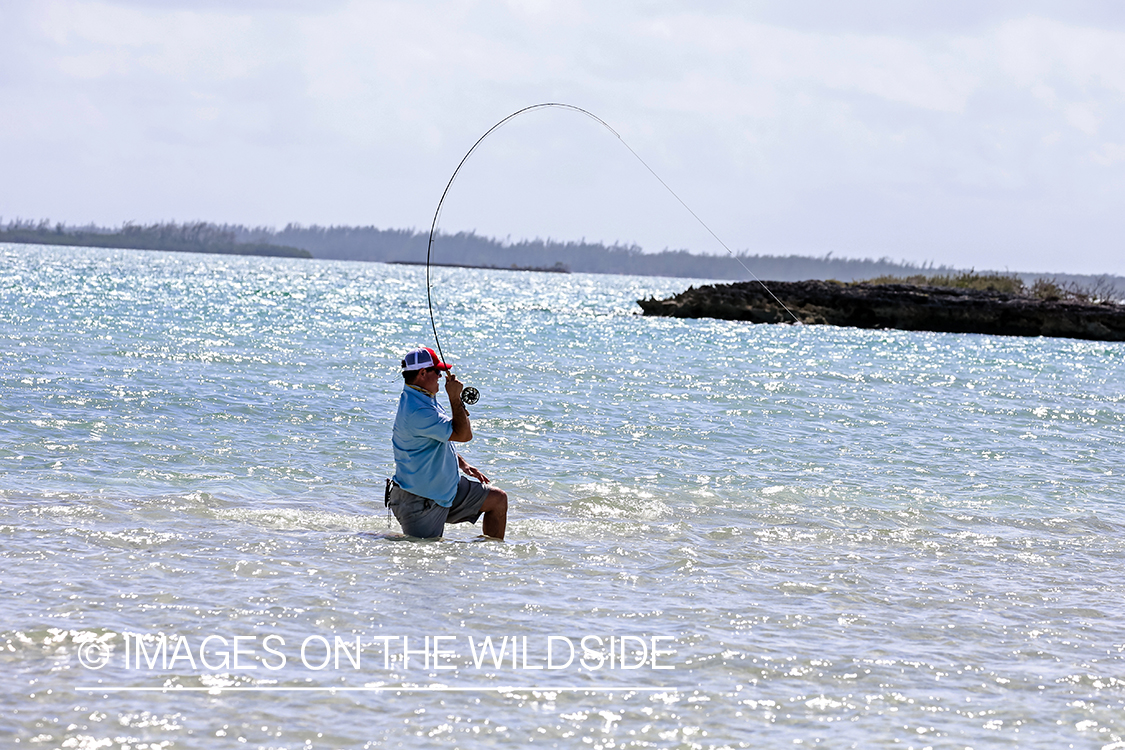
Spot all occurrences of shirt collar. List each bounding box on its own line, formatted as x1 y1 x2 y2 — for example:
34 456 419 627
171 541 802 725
407 384 437 398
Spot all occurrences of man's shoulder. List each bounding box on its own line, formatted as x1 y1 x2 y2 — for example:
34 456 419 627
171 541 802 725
400 386 436 409
397 387 449 421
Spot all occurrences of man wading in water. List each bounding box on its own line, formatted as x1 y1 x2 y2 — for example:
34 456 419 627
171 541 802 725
387 348 508 539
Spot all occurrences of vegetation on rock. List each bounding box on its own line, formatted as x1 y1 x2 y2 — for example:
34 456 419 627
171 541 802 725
861 270 1121 304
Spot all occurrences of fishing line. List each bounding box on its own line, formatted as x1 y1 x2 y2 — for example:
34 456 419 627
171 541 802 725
425 102 802 403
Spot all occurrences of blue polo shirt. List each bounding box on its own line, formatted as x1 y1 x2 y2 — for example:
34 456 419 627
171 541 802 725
392 385 460 506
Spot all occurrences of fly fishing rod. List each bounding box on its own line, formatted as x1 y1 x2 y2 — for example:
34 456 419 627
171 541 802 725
425 102 801 405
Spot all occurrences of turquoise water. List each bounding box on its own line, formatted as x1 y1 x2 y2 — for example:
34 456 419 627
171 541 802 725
2 243 1124 749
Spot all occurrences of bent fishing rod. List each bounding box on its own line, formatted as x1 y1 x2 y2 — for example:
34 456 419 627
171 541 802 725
425 102 801 406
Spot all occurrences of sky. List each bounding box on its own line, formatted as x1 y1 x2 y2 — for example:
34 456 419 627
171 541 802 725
3 0 1125 275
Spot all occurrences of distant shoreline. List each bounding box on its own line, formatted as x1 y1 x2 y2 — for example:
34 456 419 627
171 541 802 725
389 260 569 273
3 220 1122 293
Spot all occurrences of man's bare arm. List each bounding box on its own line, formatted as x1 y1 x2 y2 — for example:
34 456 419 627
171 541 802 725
445 372 473 443
458 454 490 483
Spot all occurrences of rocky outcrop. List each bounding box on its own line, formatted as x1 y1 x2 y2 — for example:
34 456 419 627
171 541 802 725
637 280 1125 341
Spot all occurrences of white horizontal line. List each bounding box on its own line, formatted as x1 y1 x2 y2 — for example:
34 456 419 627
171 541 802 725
75 685 682 693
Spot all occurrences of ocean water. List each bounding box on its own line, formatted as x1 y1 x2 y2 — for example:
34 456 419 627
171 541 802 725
1 242 1123 749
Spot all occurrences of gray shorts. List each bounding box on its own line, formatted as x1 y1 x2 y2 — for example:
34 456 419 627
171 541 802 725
387 476 490 539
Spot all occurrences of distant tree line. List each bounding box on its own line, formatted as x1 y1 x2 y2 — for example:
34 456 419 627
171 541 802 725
2 218 1121 296
0 219 310 258
231 222 962 281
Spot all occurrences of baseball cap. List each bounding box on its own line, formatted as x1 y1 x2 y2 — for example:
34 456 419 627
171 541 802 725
401 347 452 372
